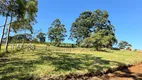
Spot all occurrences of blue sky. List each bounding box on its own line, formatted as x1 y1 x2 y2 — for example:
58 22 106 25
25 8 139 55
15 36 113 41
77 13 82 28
0 0 142 49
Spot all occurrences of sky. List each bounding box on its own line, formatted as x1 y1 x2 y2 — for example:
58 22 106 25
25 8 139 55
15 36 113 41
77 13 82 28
0 0 142 49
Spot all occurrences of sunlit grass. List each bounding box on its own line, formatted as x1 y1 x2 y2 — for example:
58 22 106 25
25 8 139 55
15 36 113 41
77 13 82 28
0 44 142 80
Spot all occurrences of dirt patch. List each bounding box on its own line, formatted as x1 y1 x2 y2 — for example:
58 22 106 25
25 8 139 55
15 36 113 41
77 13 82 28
89 64 142 80
129 64 142 73
38 62 142 80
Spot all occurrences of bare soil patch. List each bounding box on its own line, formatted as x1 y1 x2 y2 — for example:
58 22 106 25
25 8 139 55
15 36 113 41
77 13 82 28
89 64 142 80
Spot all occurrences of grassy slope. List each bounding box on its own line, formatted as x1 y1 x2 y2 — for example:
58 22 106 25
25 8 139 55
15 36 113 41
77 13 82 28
0 44 142 80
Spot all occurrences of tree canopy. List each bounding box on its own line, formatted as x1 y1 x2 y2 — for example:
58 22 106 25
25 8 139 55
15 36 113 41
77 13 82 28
48 19 67 46
36 32 46 43
118 41 132 49
70 9 117 49
0 0 38 53
70 11 93 46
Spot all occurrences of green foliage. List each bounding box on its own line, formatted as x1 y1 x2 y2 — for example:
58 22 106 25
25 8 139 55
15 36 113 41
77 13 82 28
118 41 132 49
0 0 8 16
70 9 117 48
70 11 93 45
0 0 38 53
36 32 46 43
83 30 116 50
79 10 117 50
48 19 67 46
10 0 38 33
10 34 32 43
93 10 117 47
0 0 38 23
83 37 93 48
11 19 33 34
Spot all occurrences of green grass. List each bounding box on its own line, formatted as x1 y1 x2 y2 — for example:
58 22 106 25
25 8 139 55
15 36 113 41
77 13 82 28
0 44 142 80
0 44 13 55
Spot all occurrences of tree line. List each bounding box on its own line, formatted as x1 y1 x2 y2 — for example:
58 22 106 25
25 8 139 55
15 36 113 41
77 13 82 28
46 10 132 50
0 0 132 55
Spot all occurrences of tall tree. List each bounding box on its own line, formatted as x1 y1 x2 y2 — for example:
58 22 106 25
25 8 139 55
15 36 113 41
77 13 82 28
0 15 8 52
48 19 67 46
93 10 117 48
71 9 117 49
70 11 93 46
0 0 9 52
4 0 38 53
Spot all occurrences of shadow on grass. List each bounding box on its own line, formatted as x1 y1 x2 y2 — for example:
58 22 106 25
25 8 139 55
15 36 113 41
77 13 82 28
39 52 124 74
0 48 26 57
0 51 127 80
0 56 44 80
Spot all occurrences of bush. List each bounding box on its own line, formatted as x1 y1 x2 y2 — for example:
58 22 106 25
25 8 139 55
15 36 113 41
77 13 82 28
134 49 137 52
126 47 131 51
112 47 120 50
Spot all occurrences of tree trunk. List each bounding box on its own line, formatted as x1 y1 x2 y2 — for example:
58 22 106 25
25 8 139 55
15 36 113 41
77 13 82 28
5 15 13 53
0 15 8 52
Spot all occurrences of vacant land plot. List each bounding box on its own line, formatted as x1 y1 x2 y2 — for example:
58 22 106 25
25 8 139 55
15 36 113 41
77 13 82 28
0 44 142 80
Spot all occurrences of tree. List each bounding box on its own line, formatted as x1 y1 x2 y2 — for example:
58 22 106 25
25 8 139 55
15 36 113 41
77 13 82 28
48 19 67 46
83 37 93 48
118 41 132 49
70 10 117 47
9 34 32 43
0 0 9 52
70 11 93 46
0 0 16 53
2 0 38 53
36 32 46 43
11 19 34 34
84 30 117 51
93 10 117 49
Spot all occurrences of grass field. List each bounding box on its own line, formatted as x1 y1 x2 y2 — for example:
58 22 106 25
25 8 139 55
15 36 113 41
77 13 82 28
0 44 142 80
